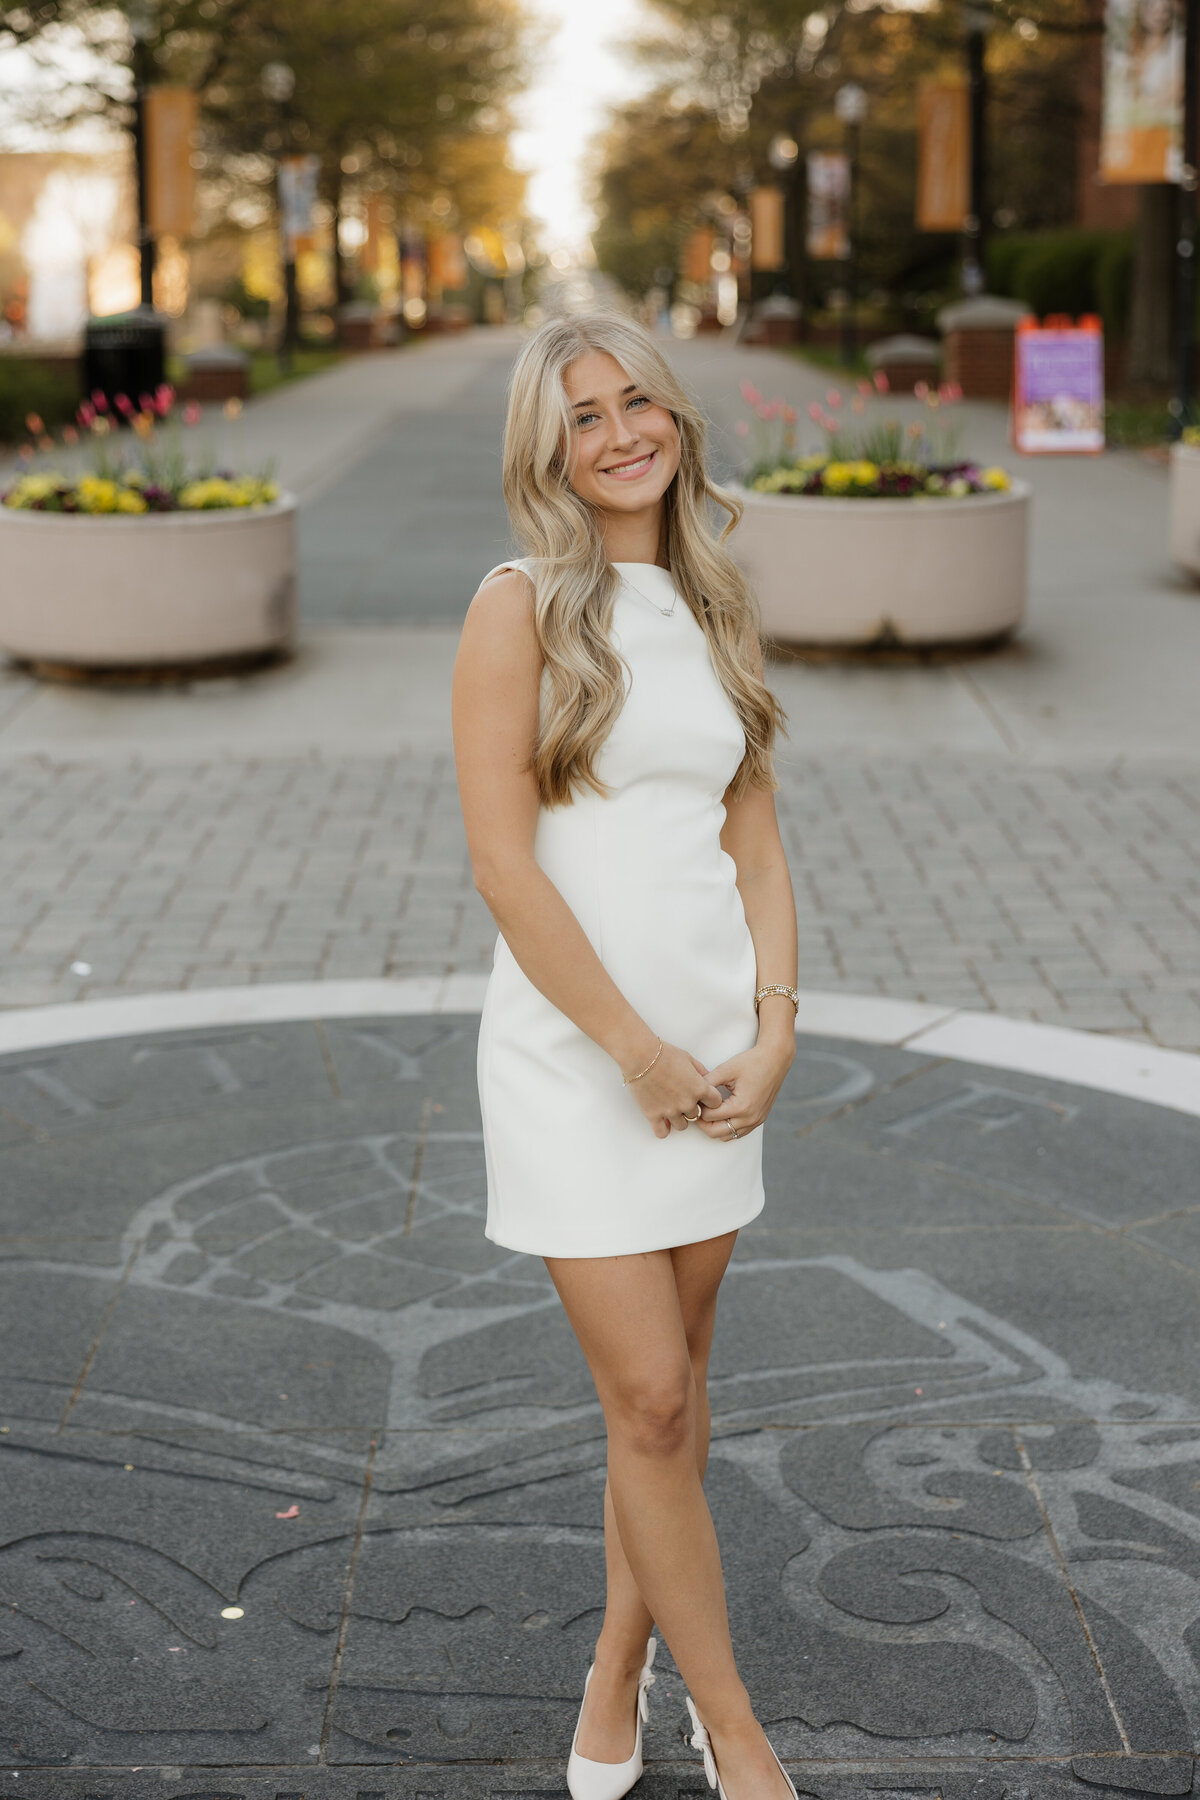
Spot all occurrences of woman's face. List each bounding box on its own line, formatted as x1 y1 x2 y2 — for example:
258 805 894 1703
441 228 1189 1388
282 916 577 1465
561 350 681 515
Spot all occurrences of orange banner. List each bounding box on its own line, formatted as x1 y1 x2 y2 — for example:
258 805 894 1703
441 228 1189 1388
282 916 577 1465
683 227 715 285
145 86 197 239
749 187 786 271
917 80 969 231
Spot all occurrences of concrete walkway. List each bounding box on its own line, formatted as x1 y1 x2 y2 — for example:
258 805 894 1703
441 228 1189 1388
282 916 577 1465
1 329 1197 1044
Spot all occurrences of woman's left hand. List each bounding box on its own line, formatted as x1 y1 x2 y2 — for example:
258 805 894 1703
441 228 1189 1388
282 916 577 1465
694 1040 795 1140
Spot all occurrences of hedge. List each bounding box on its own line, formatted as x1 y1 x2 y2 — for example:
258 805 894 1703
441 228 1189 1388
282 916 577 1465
985 228 1134 338
0 358 81 446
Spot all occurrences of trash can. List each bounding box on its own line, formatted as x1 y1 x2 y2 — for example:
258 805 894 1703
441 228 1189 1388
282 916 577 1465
83 306 168 409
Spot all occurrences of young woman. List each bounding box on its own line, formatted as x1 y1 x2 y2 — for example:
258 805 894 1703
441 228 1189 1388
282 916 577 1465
451 313 800 1800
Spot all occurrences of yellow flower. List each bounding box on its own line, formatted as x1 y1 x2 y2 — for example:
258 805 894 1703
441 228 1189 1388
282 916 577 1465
116 488 148 513
981 466 1011 490
77 477 120 514
822 461 855 491
1183 426 1200 447
123 468 148 488
948 477 971 497
4 472 64 507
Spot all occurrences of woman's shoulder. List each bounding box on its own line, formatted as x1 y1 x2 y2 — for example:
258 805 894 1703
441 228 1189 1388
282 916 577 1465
461 560 539 657
478 556 536 588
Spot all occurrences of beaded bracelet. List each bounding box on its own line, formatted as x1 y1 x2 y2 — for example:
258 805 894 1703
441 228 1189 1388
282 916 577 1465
623 1037 664 1084
755 984 799 1013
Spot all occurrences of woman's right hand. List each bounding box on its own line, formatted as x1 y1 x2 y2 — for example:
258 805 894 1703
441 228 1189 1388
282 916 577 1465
624 1039 726 1139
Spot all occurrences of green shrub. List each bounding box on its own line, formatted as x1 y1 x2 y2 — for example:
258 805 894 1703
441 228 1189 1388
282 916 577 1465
0 358 80 446
986 228 1134 337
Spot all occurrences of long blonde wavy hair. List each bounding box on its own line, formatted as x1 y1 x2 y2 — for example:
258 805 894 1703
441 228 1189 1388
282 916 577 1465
501 312 787 808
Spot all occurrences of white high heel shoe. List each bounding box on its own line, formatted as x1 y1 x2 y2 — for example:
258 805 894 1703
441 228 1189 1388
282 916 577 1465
567 1634 657 1800
685 1694 799 1800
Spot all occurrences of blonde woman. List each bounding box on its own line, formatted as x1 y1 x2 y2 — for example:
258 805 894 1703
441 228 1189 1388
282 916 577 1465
452 313 800 1800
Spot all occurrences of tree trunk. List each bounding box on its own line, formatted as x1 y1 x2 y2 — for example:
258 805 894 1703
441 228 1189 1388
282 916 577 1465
1127 183 1175 388
331 160 352 326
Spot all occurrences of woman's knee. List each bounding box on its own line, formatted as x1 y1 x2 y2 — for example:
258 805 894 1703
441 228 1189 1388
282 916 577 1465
607 1365 695 1457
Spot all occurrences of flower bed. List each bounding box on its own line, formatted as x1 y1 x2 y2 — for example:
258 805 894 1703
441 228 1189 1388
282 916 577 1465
0 386 295 678
729 376 1028 650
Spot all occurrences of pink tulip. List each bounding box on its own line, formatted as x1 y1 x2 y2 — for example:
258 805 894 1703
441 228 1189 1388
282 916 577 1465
138 392 155 414
739 379 762 406
826 389 842 409
781 405 798 424
914 380 930 401
735 420 750 437
62 425 79 445
857 379 873 398
872 370 889 395
78 401 96 427
757 401 779 421
115 393 134 417
25 411 44 436
91 388 109 412
183 400 202 426
156 382 175 411
807 400 824 422
938 381 956 403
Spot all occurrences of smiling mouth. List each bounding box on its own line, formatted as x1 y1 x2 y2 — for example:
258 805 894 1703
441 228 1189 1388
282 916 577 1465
599 451 656 480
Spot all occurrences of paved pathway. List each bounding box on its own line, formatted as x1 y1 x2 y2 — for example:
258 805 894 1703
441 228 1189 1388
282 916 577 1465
3 1011 1200 1798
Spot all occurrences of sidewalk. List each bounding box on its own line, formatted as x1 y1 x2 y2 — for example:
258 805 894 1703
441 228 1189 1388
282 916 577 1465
1 330 1197 1043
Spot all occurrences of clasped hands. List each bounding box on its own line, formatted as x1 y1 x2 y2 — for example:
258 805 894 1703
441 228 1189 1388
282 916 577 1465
626 1037 795 1142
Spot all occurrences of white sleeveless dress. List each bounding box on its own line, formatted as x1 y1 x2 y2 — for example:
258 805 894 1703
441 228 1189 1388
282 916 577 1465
476 559 765 1258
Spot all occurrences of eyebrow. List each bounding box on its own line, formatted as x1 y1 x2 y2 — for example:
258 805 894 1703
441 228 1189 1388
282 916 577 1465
571 384 639 409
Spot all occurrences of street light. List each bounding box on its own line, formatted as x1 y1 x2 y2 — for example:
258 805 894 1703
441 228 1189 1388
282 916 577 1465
834 83 868 366
127 0 158 306
1172 0 1199 435
961 0 994 297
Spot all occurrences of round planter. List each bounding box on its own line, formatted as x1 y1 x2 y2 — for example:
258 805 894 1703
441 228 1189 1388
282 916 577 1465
0 494 297 676
729 480 1030 650
1169 442 1200 579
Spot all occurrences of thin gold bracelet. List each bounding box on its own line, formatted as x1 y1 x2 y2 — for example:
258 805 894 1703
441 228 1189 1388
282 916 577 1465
623 1037 664 1084
755 984 799 1013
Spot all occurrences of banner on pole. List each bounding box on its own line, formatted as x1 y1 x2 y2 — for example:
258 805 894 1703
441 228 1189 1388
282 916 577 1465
145 86 197 239
278 154 321 258
1012 318 1106 454
683 226 715 285
916 79 969 230
1100 0 1185 182
748 188 785 271
805 152 849 261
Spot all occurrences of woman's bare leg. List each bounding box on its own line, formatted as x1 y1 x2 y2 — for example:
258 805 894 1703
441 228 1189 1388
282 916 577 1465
545 1236 791 1800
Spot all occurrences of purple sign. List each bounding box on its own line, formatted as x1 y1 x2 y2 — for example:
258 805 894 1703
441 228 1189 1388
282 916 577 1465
1014 328 1105 453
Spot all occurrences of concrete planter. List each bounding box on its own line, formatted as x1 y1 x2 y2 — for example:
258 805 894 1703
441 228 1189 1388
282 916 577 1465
0 495 297 675
730 481 1030 649
1169 443 1200 579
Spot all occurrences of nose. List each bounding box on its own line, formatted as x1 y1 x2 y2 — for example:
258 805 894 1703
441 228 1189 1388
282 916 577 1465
606 412 638 452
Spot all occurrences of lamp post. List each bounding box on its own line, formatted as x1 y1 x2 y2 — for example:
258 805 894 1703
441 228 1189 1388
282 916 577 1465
962 0 994 297
128 0 157 307
834 82 868 366
262 60 300 371
768 131 801 311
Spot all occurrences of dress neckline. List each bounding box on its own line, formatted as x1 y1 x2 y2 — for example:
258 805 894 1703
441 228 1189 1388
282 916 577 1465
614 562 680 617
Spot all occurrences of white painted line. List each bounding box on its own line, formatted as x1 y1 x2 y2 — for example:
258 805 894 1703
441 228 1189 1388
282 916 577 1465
904 1010 1200 1118
0 979 1195 1119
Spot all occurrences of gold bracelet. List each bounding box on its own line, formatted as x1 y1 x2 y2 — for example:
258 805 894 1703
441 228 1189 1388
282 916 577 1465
755 984 799 1013
623 1037 664 1084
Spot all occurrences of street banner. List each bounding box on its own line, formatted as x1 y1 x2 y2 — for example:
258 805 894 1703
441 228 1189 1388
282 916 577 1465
916 79 969 230
748 187 785 271
1100 0 1184 182
145 86 197 239
683 226 715 284
278 154 321 257
805 153 849 261
1012 317 1105 454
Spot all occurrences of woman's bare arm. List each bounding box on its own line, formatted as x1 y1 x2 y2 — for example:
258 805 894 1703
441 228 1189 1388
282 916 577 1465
718 779 798 1055
452 570 723 1133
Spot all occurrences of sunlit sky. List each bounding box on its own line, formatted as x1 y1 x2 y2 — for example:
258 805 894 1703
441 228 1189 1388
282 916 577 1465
509 0 654 253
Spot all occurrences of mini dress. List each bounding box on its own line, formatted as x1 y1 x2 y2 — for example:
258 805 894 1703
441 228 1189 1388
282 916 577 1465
476 558 765 1258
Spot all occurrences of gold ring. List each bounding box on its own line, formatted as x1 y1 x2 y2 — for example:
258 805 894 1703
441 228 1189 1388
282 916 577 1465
684 1108 702 1123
